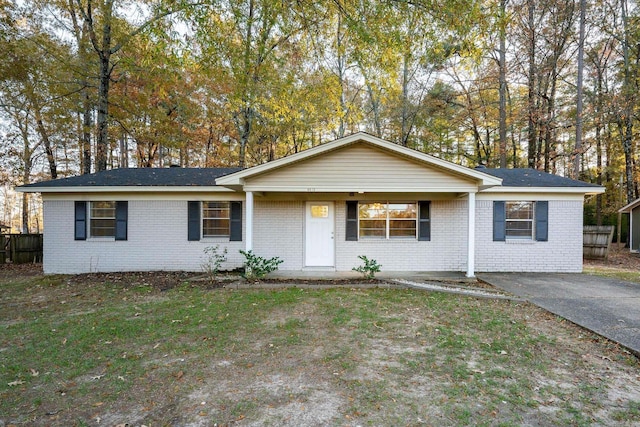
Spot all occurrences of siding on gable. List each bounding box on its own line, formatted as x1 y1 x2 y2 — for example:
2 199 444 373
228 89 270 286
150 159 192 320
474 200 583 272
243 144 478 192
43 200 245 274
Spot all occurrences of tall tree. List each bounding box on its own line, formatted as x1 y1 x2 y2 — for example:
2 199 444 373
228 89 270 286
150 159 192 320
573 0 586 178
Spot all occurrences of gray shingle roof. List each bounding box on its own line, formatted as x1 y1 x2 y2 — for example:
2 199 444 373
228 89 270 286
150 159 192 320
20 167 243 188
480 168 600 188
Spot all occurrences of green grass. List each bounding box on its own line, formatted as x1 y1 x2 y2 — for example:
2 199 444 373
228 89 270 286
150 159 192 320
584 266 640 283
1 272 638 426
612 400 640 422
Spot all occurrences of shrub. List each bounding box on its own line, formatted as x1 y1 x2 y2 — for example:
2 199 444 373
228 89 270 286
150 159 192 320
201 245 228 280
239 249 283 279
352 255 381 279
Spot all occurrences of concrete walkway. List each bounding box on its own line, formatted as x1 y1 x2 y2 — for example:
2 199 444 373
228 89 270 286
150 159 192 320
479 273 640 356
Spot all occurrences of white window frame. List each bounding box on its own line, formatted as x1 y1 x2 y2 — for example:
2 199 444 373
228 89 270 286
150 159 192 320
89 201 116 238
202 201 230 238
358 202 417 240
505 201 535 240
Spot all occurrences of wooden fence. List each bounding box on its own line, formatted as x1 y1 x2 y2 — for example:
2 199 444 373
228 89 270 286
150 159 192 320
0 234 43 264
583 226 614 260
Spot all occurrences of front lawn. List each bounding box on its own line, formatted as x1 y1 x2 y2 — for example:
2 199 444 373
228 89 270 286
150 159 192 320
1 268 639 426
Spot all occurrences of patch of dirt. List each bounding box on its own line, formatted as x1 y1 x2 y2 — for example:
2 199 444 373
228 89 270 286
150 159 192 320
65 271 218 291
0 262 43 278
584 244 640 270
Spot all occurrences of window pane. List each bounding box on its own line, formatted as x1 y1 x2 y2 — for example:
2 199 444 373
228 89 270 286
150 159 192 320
359 203 386 219
90 201 115 237
506 202 533 220
388 203 417 219
359 219 385 238
202 202 230 237
506 220 532 237
311 205 329 218
360 229 386 238
389 219 416 238
203 219 230 237
90 219 116 236
506 201 533 238
203 202 229 219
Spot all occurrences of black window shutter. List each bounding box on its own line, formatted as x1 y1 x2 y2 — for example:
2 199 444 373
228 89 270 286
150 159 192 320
346 201 358 241
115 201 128 241
493 201 506 241
230 201 242 241
188 201 201 241
535 201 548 242
418 201 431 241
74 201 87 241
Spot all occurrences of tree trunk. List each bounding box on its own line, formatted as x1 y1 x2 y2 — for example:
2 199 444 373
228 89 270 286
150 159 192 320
498 0 508 168
526 0 537 168
400 53 411 146
82 91 92 174
621 0 635 204
573 0 586 179
34 106 57 179
96 48 111 171
336 13 347 139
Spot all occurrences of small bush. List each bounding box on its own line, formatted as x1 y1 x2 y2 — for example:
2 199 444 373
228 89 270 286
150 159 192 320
239 250 283 279
201 245 228 280
352 255 381 279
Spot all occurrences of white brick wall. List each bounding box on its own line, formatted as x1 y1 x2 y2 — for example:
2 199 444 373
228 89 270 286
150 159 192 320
474 200 583 272
43 200 245 274
42 197 584 274
253 201 304 270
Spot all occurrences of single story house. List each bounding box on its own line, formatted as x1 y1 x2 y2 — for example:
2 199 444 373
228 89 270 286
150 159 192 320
18 132 604 276
618 198 640 252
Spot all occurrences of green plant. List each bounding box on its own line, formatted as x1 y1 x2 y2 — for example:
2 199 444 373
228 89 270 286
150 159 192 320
352 255 381 279
201 245 228 280
239 249 283 279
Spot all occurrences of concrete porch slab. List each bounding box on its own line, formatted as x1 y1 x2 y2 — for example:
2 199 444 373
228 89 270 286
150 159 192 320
266 270 474 282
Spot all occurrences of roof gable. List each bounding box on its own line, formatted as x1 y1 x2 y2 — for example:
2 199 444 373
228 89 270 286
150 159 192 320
241 142 481 192
216 132 502 190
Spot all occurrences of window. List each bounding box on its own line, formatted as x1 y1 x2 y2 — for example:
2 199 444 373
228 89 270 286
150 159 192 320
493 200 548 242
90 201 116 237
358 202 417 239
202 201 230 238
505 201 534 239
310 205 329 218
188 201 242 242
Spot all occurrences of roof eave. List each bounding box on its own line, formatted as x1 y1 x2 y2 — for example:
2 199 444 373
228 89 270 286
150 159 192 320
618 198 640 213
16 186 234 193
481 186 605 195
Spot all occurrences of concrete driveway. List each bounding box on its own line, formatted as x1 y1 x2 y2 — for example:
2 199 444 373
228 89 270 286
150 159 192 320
478 273 640 356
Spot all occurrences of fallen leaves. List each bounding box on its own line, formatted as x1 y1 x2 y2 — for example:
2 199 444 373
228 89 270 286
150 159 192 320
7 380 25 386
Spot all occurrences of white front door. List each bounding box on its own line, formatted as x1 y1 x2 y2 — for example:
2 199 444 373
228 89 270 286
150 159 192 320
305 202 335 267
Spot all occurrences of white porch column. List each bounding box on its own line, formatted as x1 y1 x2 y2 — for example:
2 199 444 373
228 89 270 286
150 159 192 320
466 192 476 278
246 191 254 251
